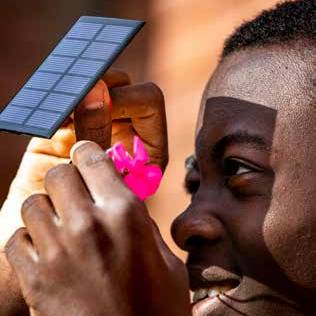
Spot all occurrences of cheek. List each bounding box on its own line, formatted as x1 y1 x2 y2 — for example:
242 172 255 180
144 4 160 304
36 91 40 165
263 170 315 290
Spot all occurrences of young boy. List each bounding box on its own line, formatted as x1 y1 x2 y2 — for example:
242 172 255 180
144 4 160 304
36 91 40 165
1 0 315 315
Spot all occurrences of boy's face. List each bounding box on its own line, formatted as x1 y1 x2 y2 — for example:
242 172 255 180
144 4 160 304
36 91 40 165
172 43 315 316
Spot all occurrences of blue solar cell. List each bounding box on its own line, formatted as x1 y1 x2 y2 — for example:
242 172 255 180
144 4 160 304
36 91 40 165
26 72 61 90
53 39 89 57
11 89 47 108
40 93 77 112
67 22 103 40
96 25 133 43
39 56 75 73
26 110 61 129
82 42 118 60
0 106 32 124
0 16 145 138
54 75 91 94
69 59 104 77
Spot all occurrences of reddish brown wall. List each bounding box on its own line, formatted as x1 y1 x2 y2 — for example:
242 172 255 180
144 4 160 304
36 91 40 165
0 1 281 256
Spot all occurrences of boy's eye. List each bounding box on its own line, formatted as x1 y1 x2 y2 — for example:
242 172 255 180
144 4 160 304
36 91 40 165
184 171 200 196
184 155 200 196
223 157 270 197
223 157 258 176
185 178 200 195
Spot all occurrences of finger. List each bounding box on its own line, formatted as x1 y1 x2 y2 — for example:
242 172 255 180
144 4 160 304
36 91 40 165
44 163 103 258
44 164 94 227
110 82 164 120
150 219 178 263
149 220 186 277
27 123 75 158
5 228 38 281
111 121 135 153
110 83 168 168
102 69 131 88
70 141 132 208
26 70 131 156
110 82 166 145
74 80 112 150
21 194 60 258
70 141 153 248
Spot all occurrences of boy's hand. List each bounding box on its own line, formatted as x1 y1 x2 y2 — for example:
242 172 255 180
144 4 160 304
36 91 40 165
5 141 189 316
0 70 168 248
0 70 168 315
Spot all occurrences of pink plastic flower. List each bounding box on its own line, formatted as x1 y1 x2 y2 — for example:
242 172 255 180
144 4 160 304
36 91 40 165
106 136 163 200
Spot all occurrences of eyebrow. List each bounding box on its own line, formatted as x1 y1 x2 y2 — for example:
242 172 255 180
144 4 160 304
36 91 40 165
211 131 269 159
187 131 270 172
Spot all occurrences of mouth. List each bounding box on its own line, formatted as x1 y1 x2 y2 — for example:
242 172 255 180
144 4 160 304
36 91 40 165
191 281 240 316
191 281 238 304
189 266 300 315
189 265 241 314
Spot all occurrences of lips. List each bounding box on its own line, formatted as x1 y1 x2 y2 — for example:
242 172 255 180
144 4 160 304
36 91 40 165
189 265 300 315
192 283 237 304
188 265 241 305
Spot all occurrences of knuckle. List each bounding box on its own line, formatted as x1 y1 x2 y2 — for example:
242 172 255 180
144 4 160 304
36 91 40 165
22 193 46 211
45 164 71 185
115 198 132 215
5 228 26 255
147 82 165 105
120 190 139 209
125 190 139 206
112 68 130 78
5 229 30 268
107 196 133 216
84 150 111 169
107 193 140 220
116 71 131 84
28 273 43 293
21 194 47 221
105 69 131 84
69 214 95 238
45 246 66 265
95 79 107 91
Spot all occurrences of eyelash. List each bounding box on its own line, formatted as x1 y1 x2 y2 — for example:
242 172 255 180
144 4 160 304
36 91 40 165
185 158 261 196
222 157 256 177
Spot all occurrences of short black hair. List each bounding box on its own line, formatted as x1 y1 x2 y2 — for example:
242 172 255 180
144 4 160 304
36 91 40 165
222 0 315 58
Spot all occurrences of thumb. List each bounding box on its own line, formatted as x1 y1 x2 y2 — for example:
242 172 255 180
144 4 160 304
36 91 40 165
74 80 112 150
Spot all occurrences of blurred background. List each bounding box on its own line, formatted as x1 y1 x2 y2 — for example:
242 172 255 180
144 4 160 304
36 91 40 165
0 0 279 258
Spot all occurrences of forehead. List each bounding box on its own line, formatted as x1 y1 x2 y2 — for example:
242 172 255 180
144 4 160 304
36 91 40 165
197 43 314 134
196 43 315 169
199 97 276 150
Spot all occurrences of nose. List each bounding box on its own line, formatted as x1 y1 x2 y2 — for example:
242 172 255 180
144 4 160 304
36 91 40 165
171 197 225 252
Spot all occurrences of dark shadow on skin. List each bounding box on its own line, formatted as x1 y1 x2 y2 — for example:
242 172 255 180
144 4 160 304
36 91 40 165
181 97 314 315
217 296 251 316
222 293 301 313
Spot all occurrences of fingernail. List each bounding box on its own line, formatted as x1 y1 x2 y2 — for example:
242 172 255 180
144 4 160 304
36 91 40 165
108 97 113 111
84 101 104 110
70 140 92 161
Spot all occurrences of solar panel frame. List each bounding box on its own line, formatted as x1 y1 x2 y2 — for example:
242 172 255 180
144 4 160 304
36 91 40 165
0 16 145 138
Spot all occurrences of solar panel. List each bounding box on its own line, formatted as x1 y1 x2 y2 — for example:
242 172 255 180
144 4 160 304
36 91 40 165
0 16 145 138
